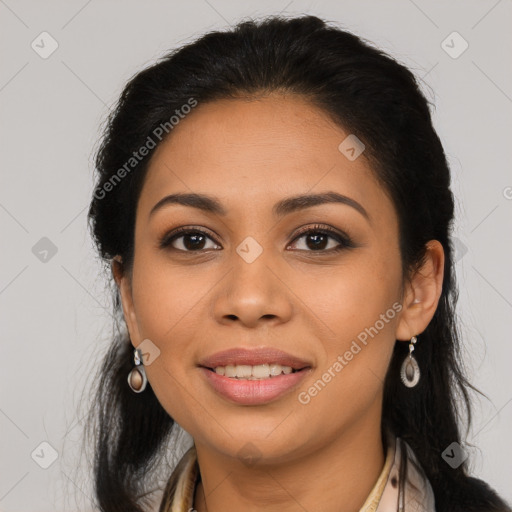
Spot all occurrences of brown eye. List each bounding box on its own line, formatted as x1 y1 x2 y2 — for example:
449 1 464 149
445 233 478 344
287 224 354 253
159 227 221 252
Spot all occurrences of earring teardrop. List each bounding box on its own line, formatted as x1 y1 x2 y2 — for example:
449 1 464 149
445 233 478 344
127 348 148 393
400 335 420 388
127 365 147 393
400 354 420 387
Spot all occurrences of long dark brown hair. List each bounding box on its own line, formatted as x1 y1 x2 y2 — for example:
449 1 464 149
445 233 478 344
84 14 510 512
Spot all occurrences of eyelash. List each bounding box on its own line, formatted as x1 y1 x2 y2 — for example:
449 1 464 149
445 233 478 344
158 223 355 254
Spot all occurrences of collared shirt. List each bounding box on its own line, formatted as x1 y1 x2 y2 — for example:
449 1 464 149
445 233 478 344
158 432 436 512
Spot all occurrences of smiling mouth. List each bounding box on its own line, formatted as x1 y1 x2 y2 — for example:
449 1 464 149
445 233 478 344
203 363 309 380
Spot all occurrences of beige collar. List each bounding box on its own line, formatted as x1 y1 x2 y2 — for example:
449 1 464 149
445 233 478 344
159 433 435 512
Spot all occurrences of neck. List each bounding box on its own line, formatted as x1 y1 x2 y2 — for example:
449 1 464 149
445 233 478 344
193 410 386 512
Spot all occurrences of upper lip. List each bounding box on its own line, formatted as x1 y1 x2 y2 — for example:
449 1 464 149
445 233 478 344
198 347 312 370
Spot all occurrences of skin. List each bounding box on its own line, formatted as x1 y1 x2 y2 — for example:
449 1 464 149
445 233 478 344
113 92 444 512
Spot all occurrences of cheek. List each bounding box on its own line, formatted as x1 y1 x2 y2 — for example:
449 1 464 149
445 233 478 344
296 280 399 430
297 249 401 393
128 254 210 418
298 248 401 340
130 263 206 424
130 250 209 345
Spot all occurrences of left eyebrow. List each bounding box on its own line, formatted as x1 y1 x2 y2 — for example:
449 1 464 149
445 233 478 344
273 191 370 223
148 191 371 224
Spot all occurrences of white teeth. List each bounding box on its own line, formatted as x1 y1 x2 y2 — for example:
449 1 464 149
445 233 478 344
252 364 270 378
236 365 253 378
225 365 237 378
213 363 296 379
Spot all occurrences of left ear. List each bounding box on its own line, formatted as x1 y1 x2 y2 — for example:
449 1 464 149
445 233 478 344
395 240 445 341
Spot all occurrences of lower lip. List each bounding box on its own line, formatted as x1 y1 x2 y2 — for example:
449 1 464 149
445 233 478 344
199 367 311 405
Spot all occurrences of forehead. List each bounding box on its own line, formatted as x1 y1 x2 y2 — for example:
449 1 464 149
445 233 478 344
137 93 394 225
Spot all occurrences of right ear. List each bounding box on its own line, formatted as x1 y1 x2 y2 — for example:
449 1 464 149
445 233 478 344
112 256 142 347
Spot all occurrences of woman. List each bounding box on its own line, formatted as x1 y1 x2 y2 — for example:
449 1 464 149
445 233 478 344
85 14 510 512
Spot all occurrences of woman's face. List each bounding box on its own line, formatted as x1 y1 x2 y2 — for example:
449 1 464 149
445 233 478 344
118 93 413 464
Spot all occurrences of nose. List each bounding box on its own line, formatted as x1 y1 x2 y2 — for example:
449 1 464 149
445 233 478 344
212 248 294 329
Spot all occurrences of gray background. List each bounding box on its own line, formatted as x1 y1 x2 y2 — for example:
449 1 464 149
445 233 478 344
1 0 511 510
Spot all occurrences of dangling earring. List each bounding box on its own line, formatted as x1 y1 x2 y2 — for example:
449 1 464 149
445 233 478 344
400 335 420 388
127 347 147 393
